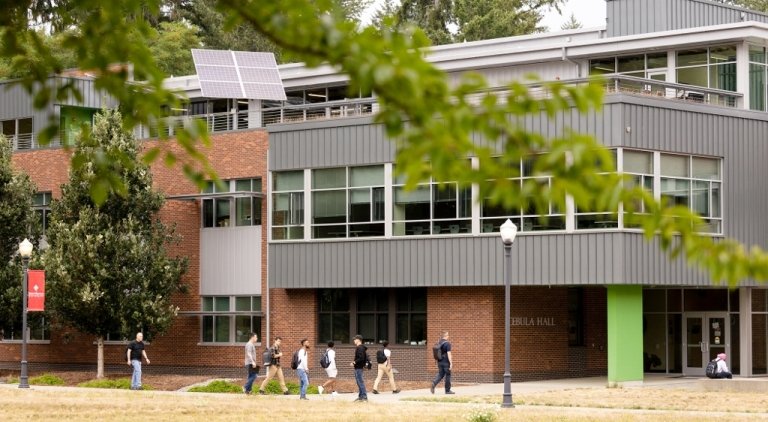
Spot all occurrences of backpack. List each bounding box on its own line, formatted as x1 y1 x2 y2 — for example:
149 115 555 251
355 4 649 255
705 358 720 378
376 349 387 364
290 350 300 370
432 340 445 361
263 349 273 367
319 350 331 369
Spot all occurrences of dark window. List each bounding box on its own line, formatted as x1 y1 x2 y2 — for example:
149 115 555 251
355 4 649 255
357 289 389 344
568 288 585 347
318 289 350 343
396 288 427 345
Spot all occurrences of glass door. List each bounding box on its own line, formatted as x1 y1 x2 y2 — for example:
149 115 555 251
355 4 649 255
683 312 728 376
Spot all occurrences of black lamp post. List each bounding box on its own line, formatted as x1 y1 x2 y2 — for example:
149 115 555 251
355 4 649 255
18 238 33 389
499 219 517 408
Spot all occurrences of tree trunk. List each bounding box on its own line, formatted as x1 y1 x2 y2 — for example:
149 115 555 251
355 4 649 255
96 336 104 379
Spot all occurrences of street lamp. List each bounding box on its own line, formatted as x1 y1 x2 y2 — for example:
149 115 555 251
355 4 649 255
499 219 517 408
18 238 33 389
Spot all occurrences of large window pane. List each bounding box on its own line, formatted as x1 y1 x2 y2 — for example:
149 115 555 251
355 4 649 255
235 197 253 226
394 186 430 221
215 316 230 342
677 49 708 67
350 165 384 187
350 189 371 222
589 58 615 75
215 199 231 227
618 55 645 73
274 171 303 191
624 150 653 174
313 167 346 189
710 63 737 91
202 199 214 228
676 66 708 88
313 190 346 224
660 178 690 207
646 52 667 69
709 45 736 63
692 157 719 179
433 184 457 219
660 154 689 177
750 63 766 111
691 181 709 216
215 297 230 311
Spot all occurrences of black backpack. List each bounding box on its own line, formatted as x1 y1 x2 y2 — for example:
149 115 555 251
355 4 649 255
705 358 719 378
319 350 331 369
376 349 387 364
263 349 273 367
432 340 445 361
290 350 300 370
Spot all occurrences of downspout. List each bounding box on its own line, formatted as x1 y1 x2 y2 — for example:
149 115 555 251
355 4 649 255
562 44 582 78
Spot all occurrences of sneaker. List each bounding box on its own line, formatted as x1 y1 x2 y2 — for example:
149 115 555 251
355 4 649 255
429 384 435 394
331 391 338 396
445 390 455 395
372 389 379 394
393 389 401 394
283 391 290 395
258 390 266 395
300 397 308 400
353 398 367 402
318 386 324 395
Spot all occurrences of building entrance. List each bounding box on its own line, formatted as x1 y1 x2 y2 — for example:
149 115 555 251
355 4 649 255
683 312 728 376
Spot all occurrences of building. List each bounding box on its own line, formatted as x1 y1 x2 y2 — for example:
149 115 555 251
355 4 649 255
3 0 768 385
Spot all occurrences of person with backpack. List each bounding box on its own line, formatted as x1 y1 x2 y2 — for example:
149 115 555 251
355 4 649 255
259 336 290 395
372 341 400 394
714 353 733 379
430 331 454 394
349 334 368 402
319 341 338 396
296 338 311 400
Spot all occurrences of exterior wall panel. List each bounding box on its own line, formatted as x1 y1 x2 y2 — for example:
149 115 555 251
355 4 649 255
607 0 768 37
200 226 262 296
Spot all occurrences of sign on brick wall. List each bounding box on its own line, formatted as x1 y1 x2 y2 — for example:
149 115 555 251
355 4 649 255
511 316 555 326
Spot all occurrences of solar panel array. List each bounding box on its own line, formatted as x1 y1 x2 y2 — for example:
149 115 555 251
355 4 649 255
191 49 287 101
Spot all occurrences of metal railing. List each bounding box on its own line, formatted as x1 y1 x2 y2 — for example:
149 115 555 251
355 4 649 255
600 75 743 108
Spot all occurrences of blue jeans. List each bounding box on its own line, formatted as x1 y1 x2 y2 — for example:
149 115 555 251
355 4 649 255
432 362 451 392
244 365 258 393
354 368 367 399
130 360 142 389
297 368 309 398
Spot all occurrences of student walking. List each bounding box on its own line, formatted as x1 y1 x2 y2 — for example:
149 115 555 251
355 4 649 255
297 338 310 400
319 341 338 396
372 341 400 394
259 337 290 395
243 333 259 394
430 331 454 394
126 332 150 390
350 334 368 402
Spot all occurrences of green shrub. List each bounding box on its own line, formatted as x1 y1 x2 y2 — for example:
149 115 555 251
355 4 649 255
77 378 152 390
464 406 498 422
262 380 319 395
188 380 242 393
30 373 65 386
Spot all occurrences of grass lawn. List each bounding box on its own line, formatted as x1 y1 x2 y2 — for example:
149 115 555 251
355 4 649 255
2 386 768 421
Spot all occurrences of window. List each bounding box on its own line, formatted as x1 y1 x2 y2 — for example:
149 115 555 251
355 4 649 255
575 150 619 229
568 288 585 347
393 169 471 236
317 288 425 345
358 289 389 344
272 171 305 239
622 150 654 228
660 153 721 233
589 52 668 78
33 192 52 234
1 117 33 149
677 45 737 105
201 296 262 344
311 166 385 238
749 44 768 111
318 289 350 343
480 155 565 233
203 178 262 228
396 288 427 345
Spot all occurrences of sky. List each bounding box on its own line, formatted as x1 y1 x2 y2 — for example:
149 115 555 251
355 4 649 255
361 0 609 32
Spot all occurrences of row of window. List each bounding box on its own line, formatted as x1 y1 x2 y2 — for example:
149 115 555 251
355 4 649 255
271 149 723 240
201 296 262 344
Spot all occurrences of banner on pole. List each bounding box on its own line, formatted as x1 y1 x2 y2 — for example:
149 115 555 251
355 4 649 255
27 270 45 312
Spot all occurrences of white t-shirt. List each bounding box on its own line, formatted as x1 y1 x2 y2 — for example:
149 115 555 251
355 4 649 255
326 348 336 371
298 348 309 371
716 359 729 373
383 348 391 364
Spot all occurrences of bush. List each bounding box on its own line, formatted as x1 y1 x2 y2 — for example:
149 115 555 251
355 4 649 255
77 378 152 390
262 380 319 395
30 373 65 386
188 380 242 393
464 406 498 422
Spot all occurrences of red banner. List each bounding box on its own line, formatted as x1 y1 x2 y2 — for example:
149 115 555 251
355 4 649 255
27 270 45 312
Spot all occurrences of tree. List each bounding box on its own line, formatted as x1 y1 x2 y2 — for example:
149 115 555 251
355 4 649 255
396 0 456 45
723 0 768 12
147 21 202 77
454 0 564 41
44 110 187 378
4 0 768 284
0 136 36 340
560 13 583 30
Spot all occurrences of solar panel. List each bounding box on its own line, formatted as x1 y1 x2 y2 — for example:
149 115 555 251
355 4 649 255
191 49 286 101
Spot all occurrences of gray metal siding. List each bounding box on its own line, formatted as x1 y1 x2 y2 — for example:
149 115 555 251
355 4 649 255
607 0 768 37
268 96 768 289
201 226 262 295
269 233 712 288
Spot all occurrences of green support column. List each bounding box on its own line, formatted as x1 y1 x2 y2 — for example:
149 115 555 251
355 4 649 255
607 285 643 386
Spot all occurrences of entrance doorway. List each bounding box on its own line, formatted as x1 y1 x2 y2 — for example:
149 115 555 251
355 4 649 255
683 312 728 376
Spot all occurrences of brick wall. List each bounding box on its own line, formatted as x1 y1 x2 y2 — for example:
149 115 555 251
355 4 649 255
3 129 270 375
